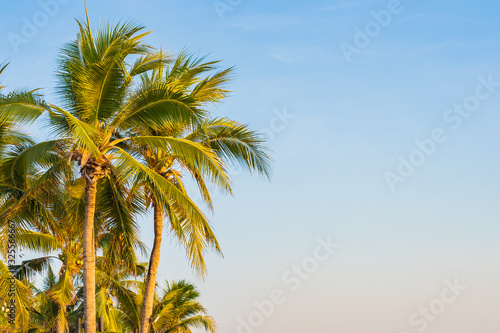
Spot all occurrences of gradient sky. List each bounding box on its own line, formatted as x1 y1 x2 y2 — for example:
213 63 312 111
1 1 500 332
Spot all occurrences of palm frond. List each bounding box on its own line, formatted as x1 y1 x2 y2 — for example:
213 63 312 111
0 260 34 330
129 50 171 78
16 230 59 254
188 117 272 178
0 90 47 125
48 105 101 156
132 136 231 193
112 147 208 227
111 81 206 132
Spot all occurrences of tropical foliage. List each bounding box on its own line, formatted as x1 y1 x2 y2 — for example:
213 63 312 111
0 7 271 333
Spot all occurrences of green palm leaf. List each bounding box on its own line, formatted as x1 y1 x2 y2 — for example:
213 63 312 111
112 147 208 225
131 135 231 192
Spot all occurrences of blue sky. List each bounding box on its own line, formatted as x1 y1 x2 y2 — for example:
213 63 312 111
2 0 500 332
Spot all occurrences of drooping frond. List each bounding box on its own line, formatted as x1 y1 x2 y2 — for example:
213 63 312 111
16 230 59 254
0 90 47 125
190 67 234 104
47 267 76 308
12 256 54 281
48 105 101 156
187 117 272 178
131 136 231 192
113 147 209 226
0 260 35 330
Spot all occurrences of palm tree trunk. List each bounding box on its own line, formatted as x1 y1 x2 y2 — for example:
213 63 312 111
56 320 65 333
140 199 164 333
83 180 97 333
56 307 65 333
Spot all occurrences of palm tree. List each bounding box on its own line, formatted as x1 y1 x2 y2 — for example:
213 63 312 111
29 266 76 333
150 280 216 333
0 62 47 161
133 53 271 333
2 10 271 333
47 12 231 333
0 62 50 332
0 138 145 332
94 242 148 332
115 278 215 333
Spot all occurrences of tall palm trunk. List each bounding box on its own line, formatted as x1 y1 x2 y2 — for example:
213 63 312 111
56 306 65 333
140 199 164 333
56 321 64 333
83 181 97 333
